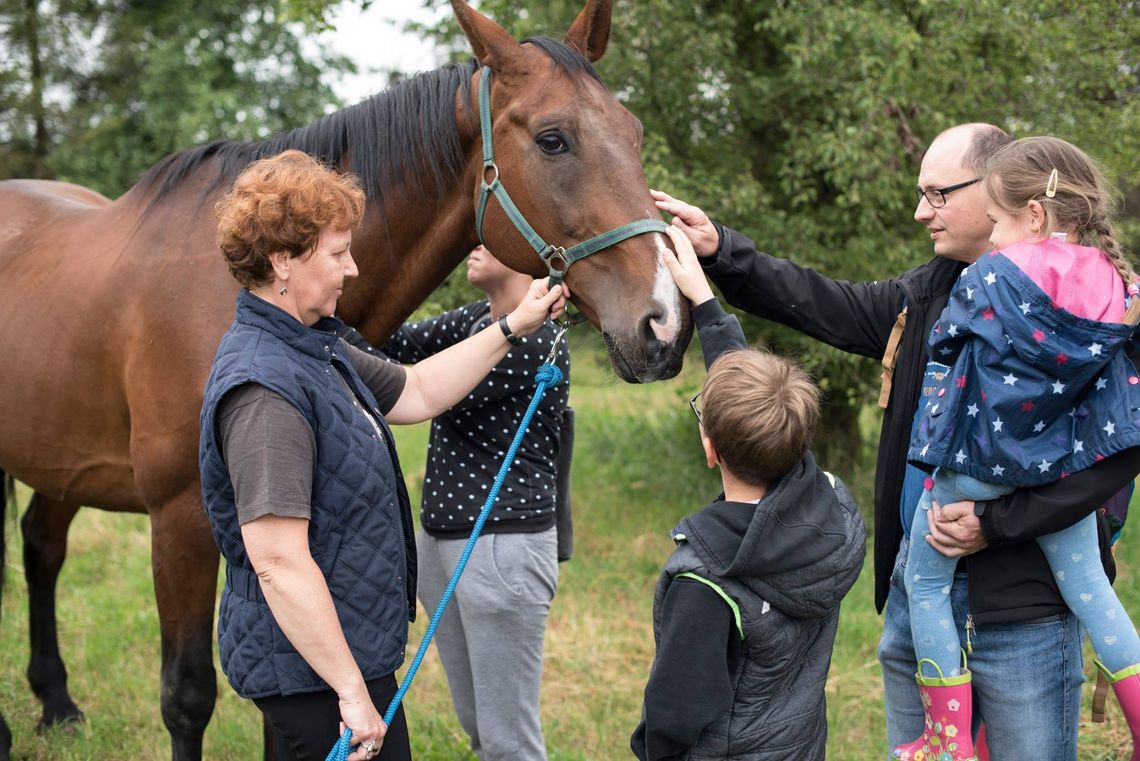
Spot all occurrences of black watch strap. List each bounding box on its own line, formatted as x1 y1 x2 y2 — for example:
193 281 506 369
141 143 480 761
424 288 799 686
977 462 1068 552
498 315 522 346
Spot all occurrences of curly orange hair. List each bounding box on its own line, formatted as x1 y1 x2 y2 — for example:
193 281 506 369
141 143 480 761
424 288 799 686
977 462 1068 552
215 150 366 288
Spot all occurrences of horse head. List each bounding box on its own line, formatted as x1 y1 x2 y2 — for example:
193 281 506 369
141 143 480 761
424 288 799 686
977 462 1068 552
451 0 693 383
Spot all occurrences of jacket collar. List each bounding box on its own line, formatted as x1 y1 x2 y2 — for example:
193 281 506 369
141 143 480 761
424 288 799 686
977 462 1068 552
235 289 343 364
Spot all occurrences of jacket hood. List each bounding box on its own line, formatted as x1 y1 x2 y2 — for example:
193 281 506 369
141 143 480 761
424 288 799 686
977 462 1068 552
675 451 865 619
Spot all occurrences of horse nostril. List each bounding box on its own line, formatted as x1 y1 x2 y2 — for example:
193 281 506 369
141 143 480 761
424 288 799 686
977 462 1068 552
637 312 670 357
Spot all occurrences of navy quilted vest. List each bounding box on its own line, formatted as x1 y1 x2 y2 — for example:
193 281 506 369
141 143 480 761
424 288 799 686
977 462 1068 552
199 290 416 699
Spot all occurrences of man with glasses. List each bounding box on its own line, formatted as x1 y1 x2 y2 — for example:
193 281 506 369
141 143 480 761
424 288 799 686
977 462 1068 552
653 123 1140 758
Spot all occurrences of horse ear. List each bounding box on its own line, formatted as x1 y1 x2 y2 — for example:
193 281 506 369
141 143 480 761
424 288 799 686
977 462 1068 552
563 0 612 62
449 0 522 71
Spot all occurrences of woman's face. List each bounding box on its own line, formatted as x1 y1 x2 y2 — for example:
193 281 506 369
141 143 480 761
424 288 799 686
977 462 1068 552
288 227 357 325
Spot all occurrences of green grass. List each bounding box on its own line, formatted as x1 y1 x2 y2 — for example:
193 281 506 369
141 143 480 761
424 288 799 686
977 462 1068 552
1 329 1136 758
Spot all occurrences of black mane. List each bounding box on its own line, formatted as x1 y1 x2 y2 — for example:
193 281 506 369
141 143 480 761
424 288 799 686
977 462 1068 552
132 36 604 208
133 59 480 206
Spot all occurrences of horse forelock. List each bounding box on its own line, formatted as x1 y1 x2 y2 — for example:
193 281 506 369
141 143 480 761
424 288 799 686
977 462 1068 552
132 59 481 216
520 36 606 88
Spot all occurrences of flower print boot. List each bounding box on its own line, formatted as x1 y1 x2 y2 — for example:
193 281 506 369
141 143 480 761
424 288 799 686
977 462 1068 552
893 658 977 761
1099 661 1140 760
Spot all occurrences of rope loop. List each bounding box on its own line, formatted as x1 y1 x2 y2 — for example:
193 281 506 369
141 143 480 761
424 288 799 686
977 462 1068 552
535 362 563 388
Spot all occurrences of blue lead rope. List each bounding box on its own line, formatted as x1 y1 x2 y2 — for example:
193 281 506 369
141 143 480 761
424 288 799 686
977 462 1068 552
326 361 566 759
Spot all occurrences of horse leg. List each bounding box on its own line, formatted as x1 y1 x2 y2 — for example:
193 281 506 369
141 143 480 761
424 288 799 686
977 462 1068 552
21 493 85 730
149 489 218 761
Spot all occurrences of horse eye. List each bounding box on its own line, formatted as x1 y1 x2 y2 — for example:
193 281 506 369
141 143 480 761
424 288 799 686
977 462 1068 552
536 132 568 155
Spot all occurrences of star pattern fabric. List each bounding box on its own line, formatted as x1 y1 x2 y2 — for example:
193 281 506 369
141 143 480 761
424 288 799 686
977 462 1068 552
909 250 1140 486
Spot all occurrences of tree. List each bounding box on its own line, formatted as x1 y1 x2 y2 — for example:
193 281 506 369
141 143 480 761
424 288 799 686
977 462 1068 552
0 0 353 196
416 0 1140 475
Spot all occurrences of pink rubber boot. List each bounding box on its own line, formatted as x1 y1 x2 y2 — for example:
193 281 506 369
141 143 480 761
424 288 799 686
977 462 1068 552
893 658 977 761
1102 661 1140 761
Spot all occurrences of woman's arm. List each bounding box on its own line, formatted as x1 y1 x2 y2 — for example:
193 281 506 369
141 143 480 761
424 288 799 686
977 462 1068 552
385 279 566 425
242 516 384 760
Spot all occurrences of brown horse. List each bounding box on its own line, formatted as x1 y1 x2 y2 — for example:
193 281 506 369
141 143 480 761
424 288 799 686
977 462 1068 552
0 1 692 758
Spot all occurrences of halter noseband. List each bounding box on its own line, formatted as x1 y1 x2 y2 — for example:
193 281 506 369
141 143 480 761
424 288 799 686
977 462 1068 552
474 67 669 286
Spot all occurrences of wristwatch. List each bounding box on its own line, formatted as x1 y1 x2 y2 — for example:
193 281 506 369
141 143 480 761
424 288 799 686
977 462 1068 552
498 315 522 346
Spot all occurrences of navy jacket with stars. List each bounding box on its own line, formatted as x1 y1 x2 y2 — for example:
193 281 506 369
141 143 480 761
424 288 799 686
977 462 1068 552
910 251 1140 485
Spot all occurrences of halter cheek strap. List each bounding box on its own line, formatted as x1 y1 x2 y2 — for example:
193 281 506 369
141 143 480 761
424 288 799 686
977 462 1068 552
474 67 669 285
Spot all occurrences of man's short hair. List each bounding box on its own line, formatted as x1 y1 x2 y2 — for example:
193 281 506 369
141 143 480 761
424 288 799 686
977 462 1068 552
701 349 821 487
961 124 1013 175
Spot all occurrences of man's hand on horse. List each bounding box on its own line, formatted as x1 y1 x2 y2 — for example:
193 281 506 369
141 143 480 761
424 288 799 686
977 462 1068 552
651 189 719 257
926 499 988 558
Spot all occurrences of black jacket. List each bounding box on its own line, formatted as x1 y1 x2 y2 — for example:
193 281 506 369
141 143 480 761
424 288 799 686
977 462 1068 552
702 224 1140 624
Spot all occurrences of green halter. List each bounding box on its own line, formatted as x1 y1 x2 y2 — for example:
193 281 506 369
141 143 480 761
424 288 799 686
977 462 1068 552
474 67 669 285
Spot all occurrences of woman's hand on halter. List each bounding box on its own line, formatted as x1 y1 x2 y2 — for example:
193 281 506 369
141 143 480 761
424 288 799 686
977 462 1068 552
507 278 570 335
337 690 385 760
651 189 720 257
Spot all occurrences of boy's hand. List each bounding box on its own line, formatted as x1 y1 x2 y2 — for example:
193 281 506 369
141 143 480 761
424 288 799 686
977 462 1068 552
651 189 719 256
663 226 716 308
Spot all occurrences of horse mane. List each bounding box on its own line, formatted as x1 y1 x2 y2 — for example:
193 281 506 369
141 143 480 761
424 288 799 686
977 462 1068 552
132 59 481 209
131 36 603 212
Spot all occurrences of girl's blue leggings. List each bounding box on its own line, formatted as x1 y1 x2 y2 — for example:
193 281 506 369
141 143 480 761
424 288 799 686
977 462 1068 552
906 468 1140 676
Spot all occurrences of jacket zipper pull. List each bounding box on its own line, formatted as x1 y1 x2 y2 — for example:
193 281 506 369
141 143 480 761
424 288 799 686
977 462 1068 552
965 613 975 655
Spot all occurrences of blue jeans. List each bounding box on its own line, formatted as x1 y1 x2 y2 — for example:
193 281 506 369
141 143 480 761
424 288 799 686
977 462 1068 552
878 539 1084 760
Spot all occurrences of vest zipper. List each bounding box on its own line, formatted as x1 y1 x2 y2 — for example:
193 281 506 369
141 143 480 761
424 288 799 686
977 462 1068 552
332 364 410 616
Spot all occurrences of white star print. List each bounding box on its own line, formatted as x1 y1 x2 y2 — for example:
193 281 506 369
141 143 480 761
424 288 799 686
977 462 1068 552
1052 380 1064 394
1020 301 1031 315
921 444 930 457
955 450 967 464
984 271 997 285
1095 377 1108 390
1003 373 1018 386
1038 460 1052 473
966 404 980 417
992 464 1005 476
940 347 954 356
948 324 959 337
1089 342 1103 356
1074 440 1084 453
966 287 975 299
993 417 1004 432
1033 421 1046 433
1104 420 1116 436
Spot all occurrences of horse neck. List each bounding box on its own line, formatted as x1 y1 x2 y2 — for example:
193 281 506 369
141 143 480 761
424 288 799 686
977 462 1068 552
335 98 483 346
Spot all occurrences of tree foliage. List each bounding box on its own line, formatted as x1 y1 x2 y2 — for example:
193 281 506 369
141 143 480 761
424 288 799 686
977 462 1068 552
420 0 1140 469
0 0 353 195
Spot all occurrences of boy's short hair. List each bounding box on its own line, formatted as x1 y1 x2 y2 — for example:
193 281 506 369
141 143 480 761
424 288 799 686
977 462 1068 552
701 348 821 487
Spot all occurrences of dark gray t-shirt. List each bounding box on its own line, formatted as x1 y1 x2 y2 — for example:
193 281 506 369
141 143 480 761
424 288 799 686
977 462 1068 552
217 342 407 524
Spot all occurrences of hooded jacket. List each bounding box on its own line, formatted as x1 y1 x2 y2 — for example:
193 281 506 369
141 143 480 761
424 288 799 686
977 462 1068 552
633 456 865 760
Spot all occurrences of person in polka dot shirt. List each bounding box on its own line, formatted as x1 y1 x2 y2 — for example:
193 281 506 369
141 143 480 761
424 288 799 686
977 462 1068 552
380 245 570 761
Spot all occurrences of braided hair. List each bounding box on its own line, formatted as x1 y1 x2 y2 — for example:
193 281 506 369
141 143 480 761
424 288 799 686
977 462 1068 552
983 136 1137 294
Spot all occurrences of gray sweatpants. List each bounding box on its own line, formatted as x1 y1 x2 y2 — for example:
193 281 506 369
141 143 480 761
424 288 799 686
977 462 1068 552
416 527 559 761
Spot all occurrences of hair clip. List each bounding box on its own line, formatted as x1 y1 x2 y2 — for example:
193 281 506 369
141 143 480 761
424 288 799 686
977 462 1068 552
1045 168 1059 198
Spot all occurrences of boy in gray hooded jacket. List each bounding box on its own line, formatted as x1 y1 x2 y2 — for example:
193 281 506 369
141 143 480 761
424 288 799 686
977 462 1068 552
631 227 865 761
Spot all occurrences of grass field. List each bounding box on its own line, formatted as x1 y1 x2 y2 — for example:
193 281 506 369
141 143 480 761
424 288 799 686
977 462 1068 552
0 330 1136 759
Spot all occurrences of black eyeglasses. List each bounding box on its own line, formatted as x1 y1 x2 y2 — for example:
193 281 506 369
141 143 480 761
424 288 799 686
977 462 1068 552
915 177 980 208
689 391 702 425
